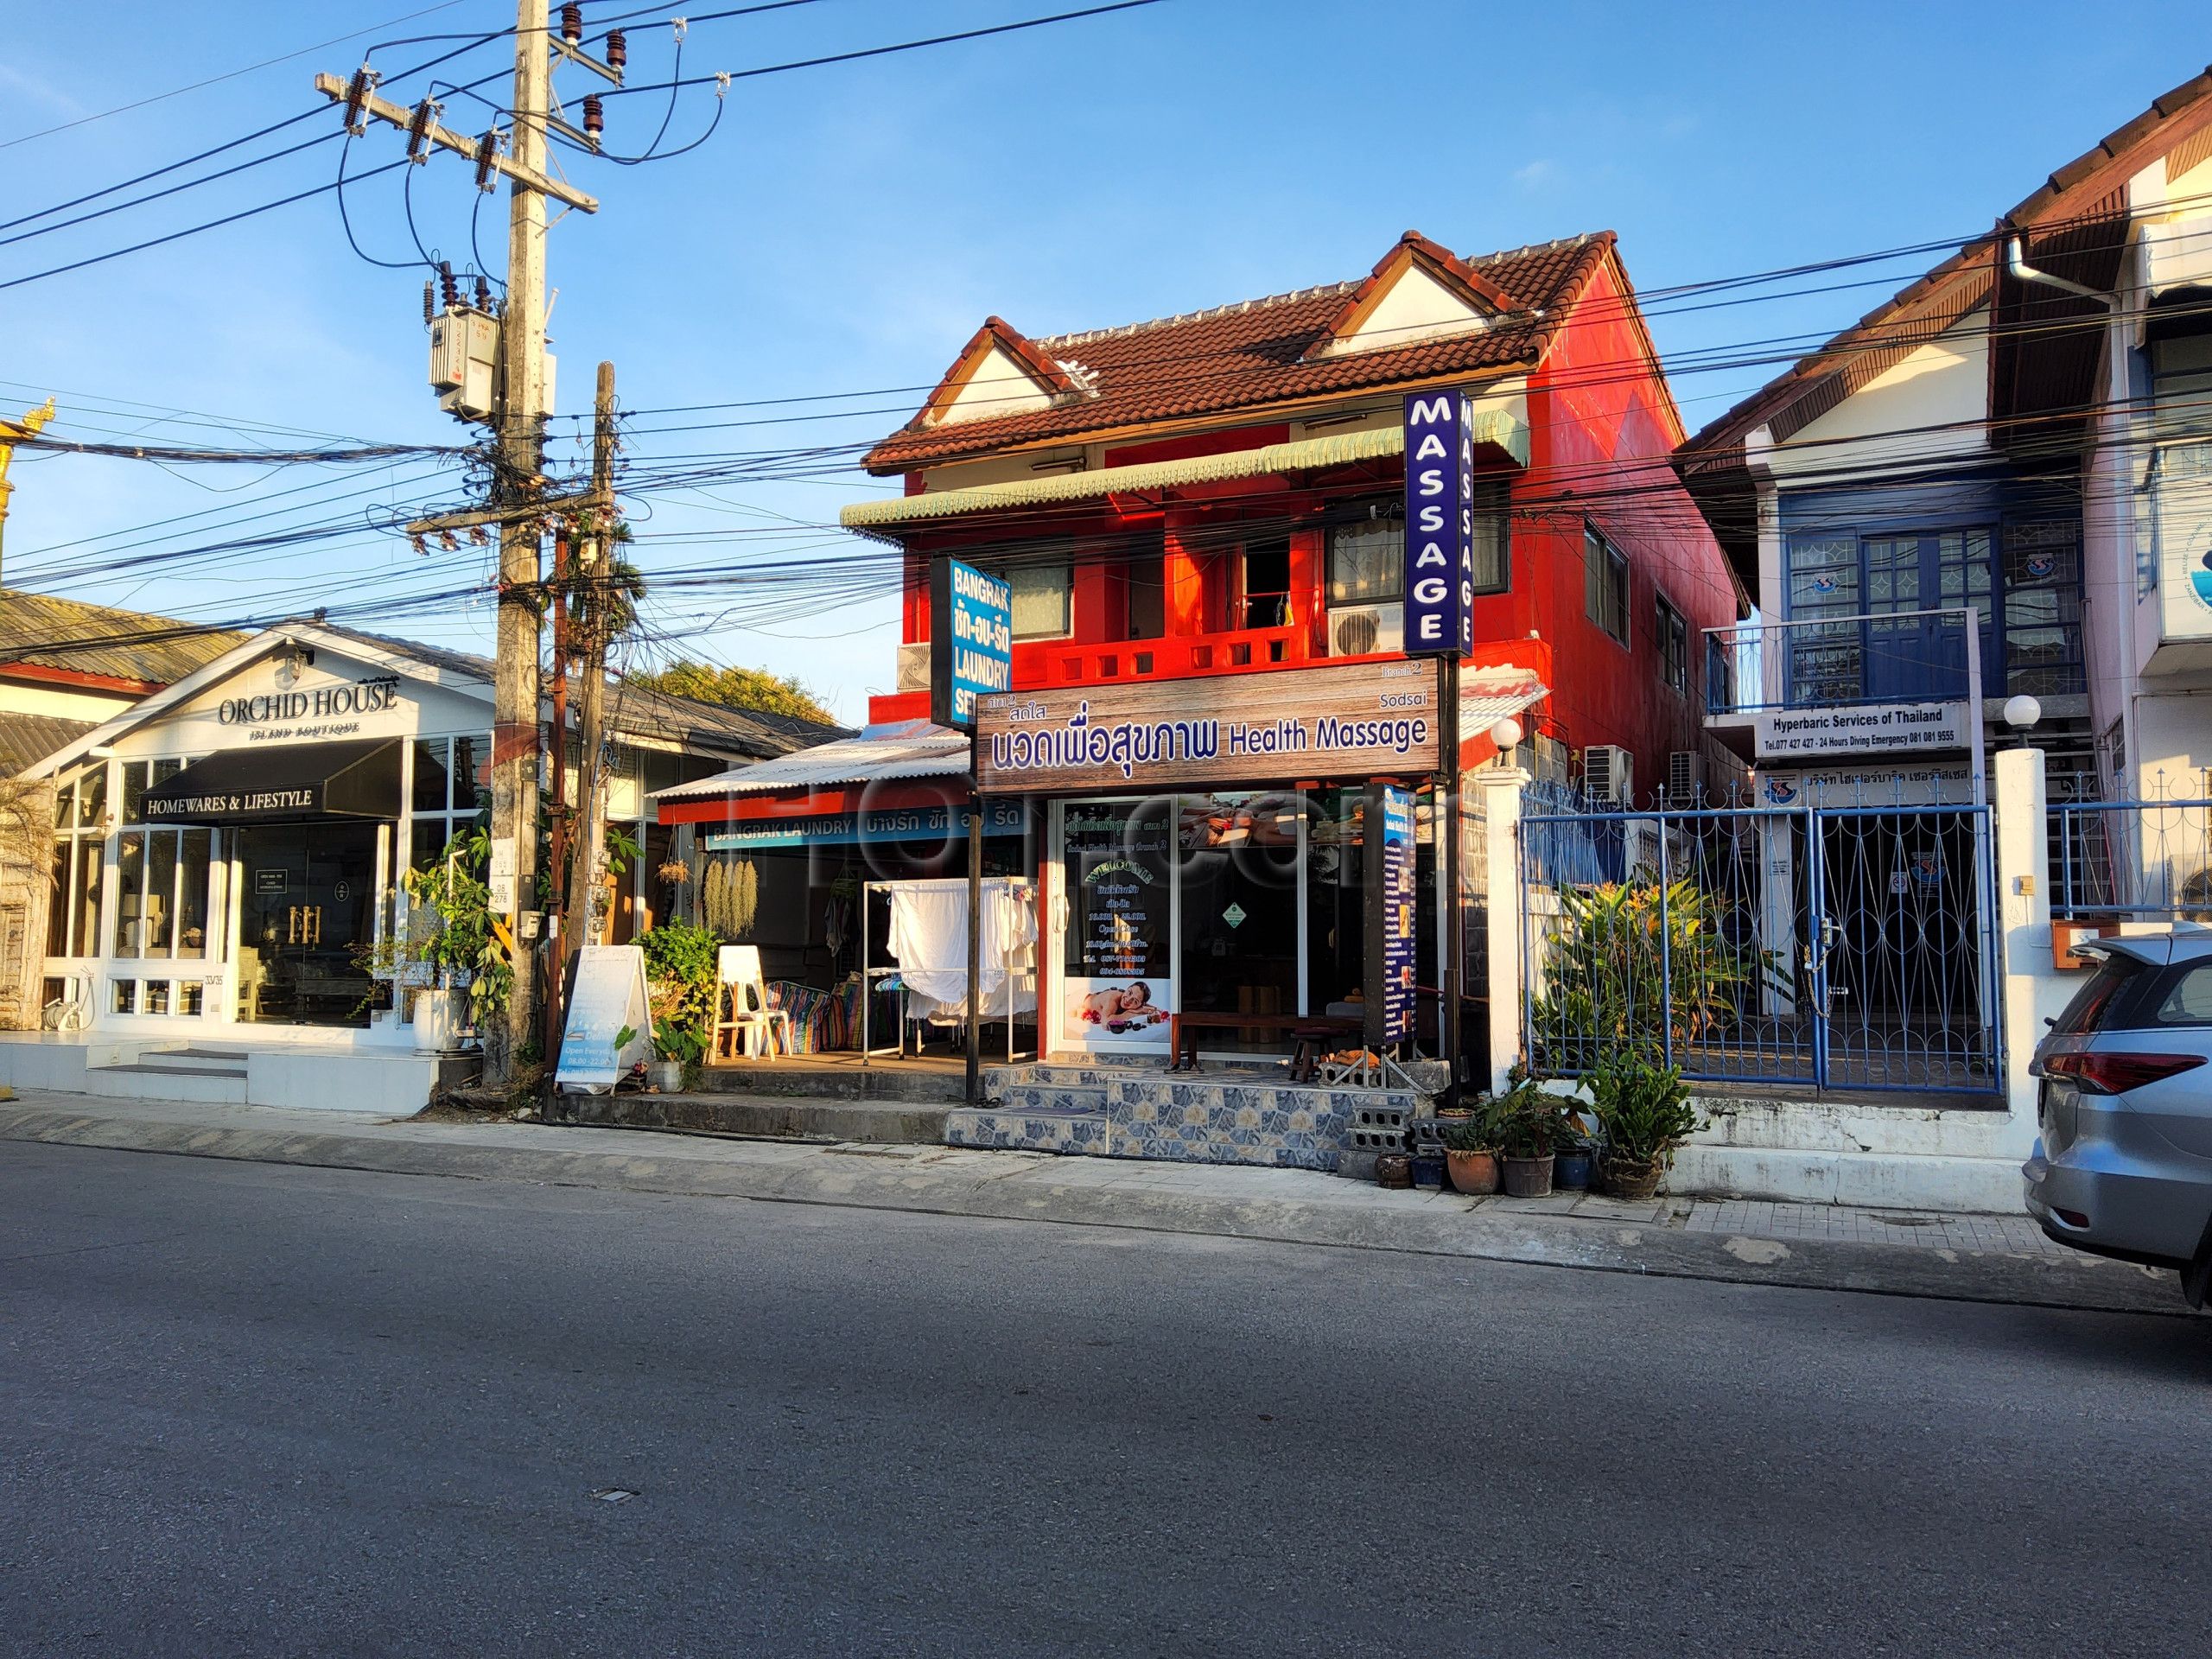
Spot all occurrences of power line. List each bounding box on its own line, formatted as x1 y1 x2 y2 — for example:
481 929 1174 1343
0 1 471 151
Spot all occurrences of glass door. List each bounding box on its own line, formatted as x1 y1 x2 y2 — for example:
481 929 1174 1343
1056 798 1173 1052
1176 791 1305 1050
233 823 381 1027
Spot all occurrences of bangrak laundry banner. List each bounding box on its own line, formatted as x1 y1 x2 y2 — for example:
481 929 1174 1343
974 659 1442 793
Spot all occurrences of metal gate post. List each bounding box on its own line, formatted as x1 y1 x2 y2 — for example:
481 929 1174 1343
1656 812 1674 1074
1807 804 1829 1092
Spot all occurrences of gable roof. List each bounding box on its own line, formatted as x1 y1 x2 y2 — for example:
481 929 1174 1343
309 626 847 759
863 232 1613 473
1675 66 2212 575
0 588 246 689
22 620 845 779
917 315 1091 429
1305 230 1521 358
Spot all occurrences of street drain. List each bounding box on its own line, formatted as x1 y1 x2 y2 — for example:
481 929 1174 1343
589 1488 639 1503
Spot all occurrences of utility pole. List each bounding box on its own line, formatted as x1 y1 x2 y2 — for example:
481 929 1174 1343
486 0 553 1084
317 0 620 1084
560 362 620 994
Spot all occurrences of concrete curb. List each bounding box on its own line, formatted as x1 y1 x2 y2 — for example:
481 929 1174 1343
0 1101 2193 1319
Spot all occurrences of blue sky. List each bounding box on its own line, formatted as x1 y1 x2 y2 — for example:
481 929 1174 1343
1 0 2203 723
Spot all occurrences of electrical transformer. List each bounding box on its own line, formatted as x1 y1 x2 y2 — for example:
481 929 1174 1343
427 308 499 423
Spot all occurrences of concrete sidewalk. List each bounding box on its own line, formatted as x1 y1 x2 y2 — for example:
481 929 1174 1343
0 1088 2192 1319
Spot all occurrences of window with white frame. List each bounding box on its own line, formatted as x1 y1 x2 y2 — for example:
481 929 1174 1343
110 758 219 1018
1586 524 1629 644
46 766 107 959
410 734 492 870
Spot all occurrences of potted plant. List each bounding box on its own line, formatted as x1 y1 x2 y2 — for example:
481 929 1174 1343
1554 1104 1599 1192
1440 1100 1501 1196
1589 1049 1700 1199
646 1015 699 1092
1497 1081 1567 1198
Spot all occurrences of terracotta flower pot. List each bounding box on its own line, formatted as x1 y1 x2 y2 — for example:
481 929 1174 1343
1501 1152 1555 1198
1446 1148 1500 1195
1603 1152 1667 1200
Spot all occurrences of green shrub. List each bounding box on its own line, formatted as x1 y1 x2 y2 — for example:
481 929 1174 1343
1531 877 1775 1069
1589 1049 1701 1165
639 921 721 1061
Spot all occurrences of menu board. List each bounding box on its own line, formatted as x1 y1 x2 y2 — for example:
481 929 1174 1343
1364 785 1417 1046
1061 801 1173 1050
555 944 654 1092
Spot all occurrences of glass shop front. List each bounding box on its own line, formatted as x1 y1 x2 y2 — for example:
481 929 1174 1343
976 658 1463 1061
47 731 491 1033
1049 787 1441 1057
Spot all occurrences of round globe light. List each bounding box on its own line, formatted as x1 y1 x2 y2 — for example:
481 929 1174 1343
1490 716 1524 754
2003 694 2043 732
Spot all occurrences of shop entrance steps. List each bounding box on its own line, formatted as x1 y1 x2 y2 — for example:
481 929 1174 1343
949 1064 1423 1169
550 1091 950 1145
85 1046 250 1104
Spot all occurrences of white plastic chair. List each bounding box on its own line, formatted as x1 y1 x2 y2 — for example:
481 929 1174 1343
713 944 791 1060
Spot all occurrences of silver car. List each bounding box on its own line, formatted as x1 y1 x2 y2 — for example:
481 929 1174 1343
2024 931 2212 1307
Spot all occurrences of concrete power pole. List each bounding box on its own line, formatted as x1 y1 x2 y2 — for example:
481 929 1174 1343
315 1 620 1084
560 362 620 984
486 0 554 1083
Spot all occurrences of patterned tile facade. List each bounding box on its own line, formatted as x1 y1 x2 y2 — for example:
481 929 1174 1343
944 1108 1110 1155
968 1065 1422 1173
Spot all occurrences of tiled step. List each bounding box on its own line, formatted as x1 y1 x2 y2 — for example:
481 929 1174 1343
944 1107 1109 1154
988 1082 1109 1116
553 1093 947 1144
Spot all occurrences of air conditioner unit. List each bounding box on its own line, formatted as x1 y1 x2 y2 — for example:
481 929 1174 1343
896 641 930 693
1666 750 1704 806
1582 744 1633 806
1329 601 1402 657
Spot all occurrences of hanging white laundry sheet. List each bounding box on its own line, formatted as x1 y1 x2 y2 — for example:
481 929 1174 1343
882 879 1038 1020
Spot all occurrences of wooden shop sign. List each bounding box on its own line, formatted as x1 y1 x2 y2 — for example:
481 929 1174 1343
974 658 1441 794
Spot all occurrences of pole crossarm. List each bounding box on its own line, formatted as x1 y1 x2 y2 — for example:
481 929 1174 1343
312 72 600 212
404 488 611 537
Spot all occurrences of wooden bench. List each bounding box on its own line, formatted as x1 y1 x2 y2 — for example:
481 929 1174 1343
1169 1010 1363 1073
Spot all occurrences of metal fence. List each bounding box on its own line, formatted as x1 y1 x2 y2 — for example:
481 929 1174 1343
2054 780 2212 921
1520 791 2003 1095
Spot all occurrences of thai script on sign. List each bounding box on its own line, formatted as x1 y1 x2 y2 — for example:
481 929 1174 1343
987 701 1432 781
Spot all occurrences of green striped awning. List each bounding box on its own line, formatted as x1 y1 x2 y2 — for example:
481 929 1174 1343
840 394 1529 532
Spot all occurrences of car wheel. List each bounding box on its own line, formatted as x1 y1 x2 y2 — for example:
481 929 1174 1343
2183 1218 2212 1312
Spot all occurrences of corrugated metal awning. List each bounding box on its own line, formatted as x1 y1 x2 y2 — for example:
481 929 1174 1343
840 392 1528 532
651 725 971 802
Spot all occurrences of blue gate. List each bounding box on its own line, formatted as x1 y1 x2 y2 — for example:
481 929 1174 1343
1519 797 2004 1095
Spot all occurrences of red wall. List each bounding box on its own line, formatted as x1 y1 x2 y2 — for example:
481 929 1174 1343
1509 253 1738 790
874 253 1738 803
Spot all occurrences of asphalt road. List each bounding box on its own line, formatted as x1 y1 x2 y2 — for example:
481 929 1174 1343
3 1142 2208 1658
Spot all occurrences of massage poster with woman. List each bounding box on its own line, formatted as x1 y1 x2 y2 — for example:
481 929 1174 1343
1063 801 1173 1050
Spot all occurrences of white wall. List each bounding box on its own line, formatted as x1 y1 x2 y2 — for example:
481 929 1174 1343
934 341 1059 428
1767 309 1991 484
0 677 140 723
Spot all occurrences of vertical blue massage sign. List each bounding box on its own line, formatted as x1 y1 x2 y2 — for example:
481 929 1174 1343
1402 390 1476 657
930 557 1014 730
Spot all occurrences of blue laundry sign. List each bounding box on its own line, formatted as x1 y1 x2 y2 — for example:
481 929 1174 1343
931 556 1014 728
705 799 1028 850
1402 390 1475 657
1365 784 1418 1046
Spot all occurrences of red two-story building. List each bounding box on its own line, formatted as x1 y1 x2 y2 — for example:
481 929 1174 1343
659 230 1739 1069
